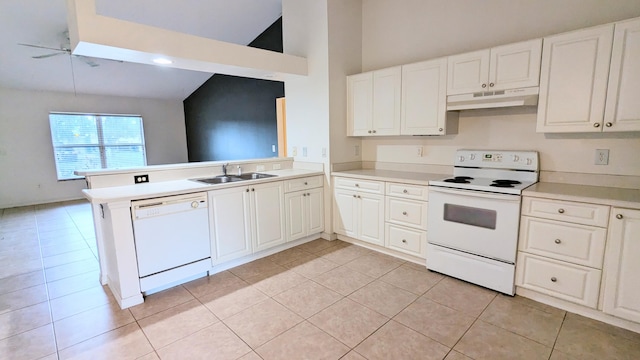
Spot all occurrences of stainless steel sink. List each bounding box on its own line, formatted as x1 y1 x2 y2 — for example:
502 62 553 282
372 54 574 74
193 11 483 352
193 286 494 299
191 173 277 185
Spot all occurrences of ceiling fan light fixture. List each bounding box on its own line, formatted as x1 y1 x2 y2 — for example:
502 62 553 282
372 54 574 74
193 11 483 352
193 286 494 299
152 57 173 65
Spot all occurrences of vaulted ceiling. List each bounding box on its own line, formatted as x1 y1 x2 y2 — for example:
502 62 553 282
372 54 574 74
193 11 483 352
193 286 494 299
0 0 282 100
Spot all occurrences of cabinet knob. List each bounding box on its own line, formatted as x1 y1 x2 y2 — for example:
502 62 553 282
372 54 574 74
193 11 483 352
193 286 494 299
307 193 310 196
304 182 308 185
593 122 601 128
554 239 562 244
357 195 361 198
402 211 407 216
402 239 407 244
558 208 565 214
616 214 623 219
605 122 613 127
251 188 255 192
355 184 359 187
303 193 306 197
246 189 250 192
403 189 408 193
482 83 487 88
368 130 372 134
439 128 443 132
551 277 557 283
489 83 494 87
353 195 357 198
372 130 377 134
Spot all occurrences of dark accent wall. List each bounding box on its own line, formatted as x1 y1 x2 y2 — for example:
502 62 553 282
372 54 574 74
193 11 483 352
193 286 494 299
183 18 284 162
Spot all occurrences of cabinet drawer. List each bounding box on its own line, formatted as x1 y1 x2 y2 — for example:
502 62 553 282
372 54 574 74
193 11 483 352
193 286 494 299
385 223 426 258
385 197 428 230
284 175 323 193
334 177 384 194
519 216 606 268
386 182 429 201
516 252 601 308
522 197 610 227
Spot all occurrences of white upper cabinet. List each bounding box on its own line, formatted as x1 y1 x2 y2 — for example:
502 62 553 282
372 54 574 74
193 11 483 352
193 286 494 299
536 24 615 133
347 67 401 136
604 17 640 132
447 39 542 95
401 58 457 135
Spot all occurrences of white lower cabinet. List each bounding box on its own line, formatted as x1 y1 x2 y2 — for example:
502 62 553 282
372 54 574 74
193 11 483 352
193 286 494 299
602 208 640 323
333 178 385 246
209 181 285 265
284 187 324 242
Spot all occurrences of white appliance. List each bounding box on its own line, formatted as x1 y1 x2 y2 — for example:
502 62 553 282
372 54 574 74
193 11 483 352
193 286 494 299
446 87 539 111
427 150 539 295
131 192 211 292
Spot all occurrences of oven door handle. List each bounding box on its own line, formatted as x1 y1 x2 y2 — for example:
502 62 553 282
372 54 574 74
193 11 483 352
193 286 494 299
428 186 520 202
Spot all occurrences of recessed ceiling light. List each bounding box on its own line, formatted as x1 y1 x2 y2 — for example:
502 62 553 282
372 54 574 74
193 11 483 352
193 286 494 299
152 58 173 65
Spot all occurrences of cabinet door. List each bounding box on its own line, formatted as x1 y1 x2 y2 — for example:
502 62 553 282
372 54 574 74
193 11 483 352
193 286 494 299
208 188 251 265
358 193 385 246
604 18 640 132
401 58 447 135
334 189 357 237
447 49 490 95
347 72 373 136
536 24 614 133
372 66 402 135
306 187 325 236
251 182 286 252
602 208 640 323
284 191 305 242
489 39 542 91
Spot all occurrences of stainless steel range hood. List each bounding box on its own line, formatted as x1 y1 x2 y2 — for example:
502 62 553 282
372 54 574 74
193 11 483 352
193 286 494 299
446 87 539 111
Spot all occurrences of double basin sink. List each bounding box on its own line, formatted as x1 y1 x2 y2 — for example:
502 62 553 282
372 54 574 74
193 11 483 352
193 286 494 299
192 172 277 185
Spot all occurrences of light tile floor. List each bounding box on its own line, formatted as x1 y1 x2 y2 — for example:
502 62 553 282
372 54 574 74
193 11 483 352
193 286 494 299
1 201 640 359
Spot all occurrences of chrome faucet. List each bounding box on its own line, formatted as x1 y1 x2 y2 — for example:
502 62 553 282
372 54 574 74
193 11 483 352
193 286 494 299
222 163 229 176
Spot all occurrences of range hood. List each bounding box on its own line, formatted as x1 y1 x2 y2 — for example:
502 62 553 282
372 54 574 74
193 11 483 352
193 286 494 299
446 87 539 111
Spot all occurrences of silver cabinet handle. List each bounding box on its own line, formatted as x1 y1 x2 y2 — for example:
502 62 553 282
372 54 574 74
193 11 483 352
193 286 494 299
353 195 356 198
357 195 361 198
402 239 407 244
403 189 408 193
551 277 557 282
616 214 623 219
605 122 613 127
482 83 487 88
593 123 601 128
439 128 443 132
251 188 255 192
558 208 565 214
355 183 359 187
402 211 407 216
555 239 561 244
304 182 308 185
303 193 306 197
368 130 372 134
307 193 310 196
246 189 250 192
372 130 377 133
489 83 494 87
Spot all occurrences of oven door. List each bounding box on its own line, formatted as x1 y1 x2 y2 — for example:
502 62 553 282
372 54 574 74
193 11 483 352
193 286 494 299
427 186 521 263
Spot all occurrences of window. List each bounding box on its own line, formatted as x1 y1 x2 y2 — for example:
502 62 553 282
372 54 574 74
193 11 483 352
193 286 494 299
49 113 147 180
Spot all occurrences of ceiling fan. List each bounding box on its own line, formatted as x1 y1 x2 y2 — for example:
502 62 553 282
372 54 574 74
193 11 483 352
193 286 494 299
17 42 103 67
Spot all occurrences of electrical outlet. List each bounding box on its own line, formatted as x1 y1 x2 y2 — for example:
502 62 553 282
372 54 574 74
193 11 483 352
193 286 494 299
292 147 298 156
417 146 423 157
134 174 149 184
272 163 281 170
595 149 609 165
302 147 308 157
256 165 265 171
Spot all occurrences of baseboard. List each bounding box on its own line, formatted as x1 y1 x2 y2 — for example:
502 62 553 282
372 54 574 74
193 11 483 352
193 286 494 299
336 234 426 266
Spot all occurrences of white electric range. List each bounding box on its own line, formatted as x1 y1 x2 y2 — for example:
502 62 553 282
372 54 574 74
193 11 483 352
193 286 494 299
427 149 539 295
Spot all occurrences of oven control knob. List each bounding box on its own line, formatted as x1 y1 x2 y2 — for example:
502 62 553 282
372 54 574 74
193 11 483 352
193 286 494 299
470 154 476 160
526 158 533 165
513 155 520 162
458 156 465 162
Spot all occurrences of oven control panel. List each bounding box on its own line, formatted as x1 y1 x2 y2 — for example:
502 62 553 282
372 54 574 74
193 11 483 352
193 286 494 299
455 150 538 171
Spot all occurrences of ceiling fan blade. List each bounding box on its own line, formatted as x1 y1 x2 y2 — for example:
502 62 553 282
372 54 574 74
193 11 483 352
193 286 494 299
32 52 67 59
18 43 68 52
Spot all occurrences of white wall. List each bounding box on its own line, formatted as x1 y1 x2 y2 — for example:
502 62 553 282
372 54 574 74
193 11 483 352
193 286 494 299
328 0 363 165
362 0 640 71
360 0 640 180
0 87 187 208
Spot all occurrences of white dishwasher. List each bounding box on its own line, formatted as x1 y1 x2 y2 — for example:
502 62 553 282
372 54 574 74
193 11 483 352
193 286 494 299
132 192 211 292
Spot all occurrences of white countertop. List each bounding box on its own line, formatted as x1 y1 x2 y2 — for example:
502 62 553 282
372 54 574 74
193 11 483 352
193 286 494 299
332 169 449 186
82 169 324 203
524 182 640 210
